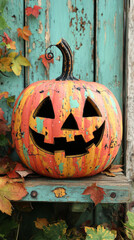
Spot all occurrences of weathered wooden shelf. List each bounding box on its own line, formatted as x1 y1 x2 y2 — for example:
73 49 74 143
22 173 130 203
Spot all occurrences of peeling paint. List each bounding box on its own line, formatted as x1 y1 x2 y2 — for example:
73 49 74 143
32 42 36 49
45 0 50 47
38 20 43 34
38 0 42 7
68 0 72 11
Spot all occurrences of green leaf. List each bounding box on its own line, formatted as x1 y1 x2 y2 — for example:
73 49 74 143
0 135 8 146
0 234 7 240
0 0 8 13
127 211 134 227
0 15 9 30
34 220 67 240
85 225 116 240
6 95 15 108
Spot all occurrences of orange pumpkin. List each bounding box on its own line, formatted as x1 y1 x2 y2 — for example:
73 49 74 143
11 39 122 178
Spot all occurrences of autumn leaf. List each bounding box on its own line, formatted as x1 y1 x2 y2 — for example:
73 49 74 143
7 162 33 178
11 54 31 76
82 183 106 206
2 32 12 44
0 176 27 215
2 32 16 50
0 108 10 135
0 57 12 72
85 225 116 240
35 218 49 229
102 164 123 177
39 54 54 70
17 26 32 41
0 156 15 175
25 5 42 18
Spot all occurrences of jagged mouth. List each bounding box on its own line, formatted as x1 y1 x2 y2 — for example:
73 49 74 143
29 121 105 157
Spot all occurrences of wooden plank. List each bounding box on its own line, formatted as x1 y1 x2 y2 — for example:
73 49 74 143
0 0 24 123
22 174 130 203
25 0 94 86
96 0 124 167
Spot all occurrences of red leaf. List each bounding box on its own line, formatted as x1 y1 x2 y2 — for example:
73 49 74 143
39 54 54 70
2 32 12 44
7 162 33 178
82 183 106 206
0 108 6 122
25 5 42 18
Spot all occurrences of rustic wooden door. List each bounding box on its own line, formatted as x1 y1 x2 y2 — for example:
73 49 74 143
0 0 126 226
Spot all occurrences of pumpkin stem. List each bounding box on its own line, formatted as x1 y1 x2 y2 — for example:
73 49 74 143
56 39 78 81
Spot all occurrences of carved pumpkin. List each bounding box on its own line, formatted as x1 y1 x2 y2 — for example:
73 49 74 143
11 39 122 178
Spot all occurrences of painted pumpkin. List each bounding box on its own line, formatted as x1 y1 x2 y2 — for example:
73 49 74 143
11 39 122 178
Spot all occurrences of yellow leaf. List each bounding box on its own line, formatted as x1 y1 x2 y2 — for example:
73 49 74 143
35 218 49 229
8 52 18 59
0 57 12 72
17 55 31 67
11 55 31 76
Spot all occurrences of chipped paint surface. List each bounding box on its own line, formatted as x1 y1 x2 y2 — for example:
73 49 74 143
38 20 43 34
53 188 66 198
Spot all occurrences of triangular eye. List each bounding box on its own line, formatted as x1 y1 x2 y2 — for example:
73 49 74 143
83 97 102 117
33 96 55 119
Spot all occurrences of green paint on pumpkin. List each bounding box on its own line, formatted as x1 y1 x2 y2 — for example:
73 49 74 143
47 91 50 96
23 144 31 167
105 154 112 168
110 95 118 114
69 96 79 109
36 118 44 133
95 165 100 171
59 162 64 173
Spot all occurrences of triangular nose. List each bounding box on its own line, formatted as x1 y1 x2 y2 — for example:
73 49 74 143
61 113 79 130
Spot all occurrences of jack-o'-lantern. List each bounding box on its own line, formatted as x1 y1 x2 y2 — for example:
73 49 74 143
11 39 122 178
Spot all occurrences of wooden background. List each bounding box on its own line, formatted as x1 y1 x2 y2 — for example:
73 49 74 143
1 0 128 226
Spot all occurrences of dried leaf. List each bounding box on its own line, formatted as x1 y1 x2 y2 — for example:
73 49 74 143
35 218 49 229
102 164 123 177
25 5 42 18
0 156 15 175
7 162 32 178
39 54 54 70
0 176 27 215
17 26 32 41
109 165 123 173
82 183 106 206
101 171 116 177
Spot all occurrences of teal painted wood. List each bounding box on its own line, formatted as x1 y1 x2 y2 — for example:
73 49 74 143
25 0 94 86
23 174 130 203
96 0 124 166
96 0 124 109
0 0 24 123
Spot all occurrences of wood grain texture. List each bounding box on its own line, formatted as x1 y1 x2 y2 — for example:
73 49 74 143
25 0 94 85
23 174 130 203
